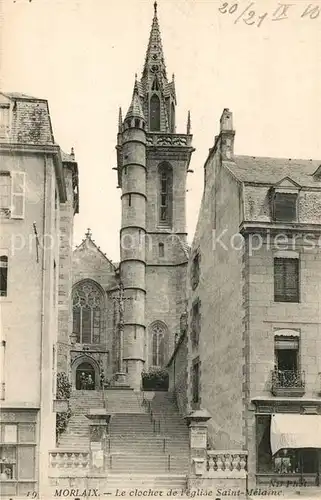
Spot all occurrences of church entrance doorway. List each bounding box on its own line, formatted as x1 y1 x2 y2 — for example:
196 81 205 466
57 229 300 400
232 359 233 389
76 362 96 390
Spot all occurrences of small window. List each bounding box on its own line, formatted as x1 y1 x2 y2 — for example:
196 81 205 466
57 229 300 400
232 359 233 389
158 242 164 257
191 253 200 290
0 255 8 297
274 257 299 303
192 360 200 404
0 172 11 215
0 171 25 219
274 193 297 222
128 194 132 206
191 300 201 348
135 119 140 128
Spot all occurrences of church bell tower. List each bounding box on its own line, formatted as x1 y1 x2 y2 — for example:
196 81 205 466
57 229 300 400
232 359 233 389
116 2 194 390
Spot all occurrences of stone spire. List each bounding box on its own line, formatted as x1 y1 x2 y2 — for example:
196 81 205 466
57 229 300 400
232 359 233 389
125 79 145 121
142 1 167 84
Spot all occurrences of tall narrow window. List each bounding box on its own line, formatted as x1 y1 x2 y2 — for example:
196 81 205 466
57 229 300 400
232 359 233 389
158 242 164 257
72 281 103 344
191 299 201 348
274 257 299 303
0 172 11 217
192 359 200 404
150 94 160 131
151 322 166 367
158 164 172 226
0 255 8 297
128 194 132 206
11 172 26 219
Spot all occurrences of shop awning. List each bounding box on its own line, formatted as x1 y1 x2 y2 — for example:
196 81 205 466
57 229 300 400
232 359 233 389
271 413 321 455
270 414 321 455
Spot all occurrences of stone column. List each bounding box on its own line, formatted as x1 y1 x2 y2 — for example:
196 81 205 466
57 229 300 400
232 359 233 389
185 409 211 489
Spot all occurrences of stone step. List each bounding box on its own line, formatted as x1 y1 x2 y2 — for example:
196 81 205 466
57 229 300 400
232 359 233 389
101 475 187 492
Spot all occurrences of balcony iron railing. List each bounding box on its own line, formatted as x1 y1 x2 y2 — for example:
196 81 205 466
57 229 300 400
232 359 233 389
271 369 305 396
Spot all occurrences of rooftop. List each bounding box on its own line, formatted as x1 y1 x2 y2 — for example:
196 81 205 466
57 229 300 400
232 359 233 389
229 155 321 188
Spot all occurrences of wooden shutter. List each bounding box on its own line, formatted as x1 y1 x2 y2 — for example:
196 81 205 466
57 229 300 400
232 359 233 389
11 172 26 219
274 258 299 302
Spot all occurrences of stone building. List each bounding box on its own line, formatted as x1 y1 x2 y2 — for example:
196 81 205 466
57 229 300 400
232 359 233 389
0 92 78 496
181 106 321 490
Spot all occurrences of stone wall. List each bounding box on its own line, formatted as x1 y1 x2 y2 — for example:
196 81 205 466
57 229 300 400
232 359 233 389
187 145 245 450
167 333 188 417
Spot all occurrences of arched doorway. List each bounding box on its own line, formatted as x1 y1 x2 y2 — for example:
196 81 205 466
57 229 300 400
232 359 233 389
76 362 96 390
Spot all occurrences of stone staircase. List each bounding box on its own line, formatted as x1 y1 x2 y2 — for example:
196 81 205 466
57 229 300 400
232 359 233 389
57 390 104 449
104 388 145 413
56 389 189 491
106 390 189 490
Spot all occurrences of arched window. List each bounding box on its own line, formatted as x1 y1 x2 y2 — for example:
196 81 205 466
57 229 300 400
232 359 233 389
72 281 103 344
151 322 166 367
158 163 173 226
150 94 160 131
171 102 175 132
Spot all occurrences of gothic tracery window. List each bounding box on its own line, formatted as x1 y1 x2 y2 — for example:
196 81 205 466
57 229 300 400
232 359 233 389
72 281 103 344
151 322 166 367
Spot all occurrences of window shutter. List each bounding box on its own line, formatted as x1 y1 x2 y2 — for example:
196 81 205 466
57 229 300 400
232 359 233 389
11 172 26 219
274 258 299 302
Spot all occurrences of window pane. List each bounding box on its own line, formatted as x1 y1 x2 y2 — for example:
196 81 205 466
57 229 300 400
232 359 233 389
18 446 35 480
19 424 36 443
274 258 299 302
0 174 10 209
82 307 91 343
158 334 165 366
0 445 16 479
73 308 81 341
152 333 158 366
4 425 17 443
12 193 24 218
12 172 25 194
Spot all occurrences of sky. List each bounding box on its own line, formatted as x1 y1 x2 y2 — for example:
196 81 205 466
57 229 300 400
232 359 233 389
2 0 321 262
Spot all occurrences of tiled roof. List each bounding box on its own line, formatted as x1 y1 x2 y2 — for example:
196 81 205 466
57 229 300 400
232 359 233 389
3 92 44 100
229 155 321 188
125 88 145 120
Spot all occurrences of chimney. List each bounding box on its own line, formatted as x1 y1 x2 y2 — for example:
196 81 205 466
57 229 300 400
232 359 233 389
219 108 235 160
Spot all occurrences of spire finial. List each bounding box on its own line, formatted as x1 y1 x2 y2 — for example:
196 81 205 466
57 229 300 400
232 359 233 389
70 147 75 160
118 107 123 132
154 1 157 16
85 228 92 239
187 110 191 135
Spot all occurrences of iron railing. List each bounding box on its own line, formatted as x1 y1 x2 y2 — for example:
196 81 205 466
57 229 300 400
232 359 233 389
271 369 305 389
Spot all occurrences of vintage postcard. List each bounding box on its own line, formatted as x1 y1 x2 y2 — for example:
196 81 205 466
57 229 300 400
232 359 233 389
1 0 321 499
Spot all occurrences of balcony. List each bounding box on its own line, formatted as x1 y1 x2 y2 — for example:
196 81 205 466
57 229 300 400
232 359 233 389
271 369 305 397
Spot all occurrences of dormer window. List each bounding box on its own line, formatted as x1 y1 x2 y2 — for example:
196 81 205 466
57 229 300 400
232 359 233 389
274 193 297 222
272 178 300 222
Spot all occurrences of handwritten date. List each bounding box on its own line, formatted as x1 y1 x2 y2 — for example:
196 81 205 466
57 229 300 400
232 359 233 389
219 2 320 27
